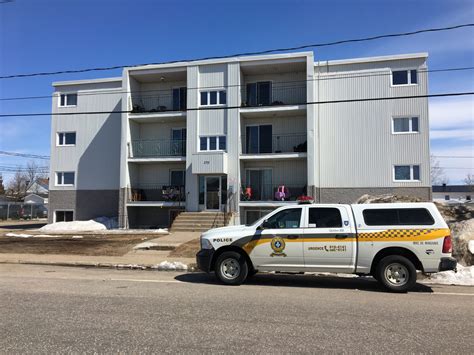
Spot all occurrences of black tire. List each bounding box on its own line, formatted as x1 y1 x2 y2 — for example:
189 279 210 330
247 268 258 278
375 255 417 293
214 251 248 285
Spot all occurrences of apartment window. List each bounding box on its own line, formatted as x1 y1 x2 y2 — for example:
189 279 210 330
200 90 226 106
199 136 226 151
170 170 185 186
246 81 272 107
394 165 420 181
392 70 418 85
246 125 272 153
55 210 74 222
59 93 77 107
56 172 75 186
57 132 76 146
393 117 419 133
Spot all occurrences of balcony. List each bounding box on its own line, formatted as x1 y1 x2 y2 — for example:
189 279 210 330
130 88 186 114
242 133 306 155
241 81 306 108
240 184 307 203
129 139 186 159
127 184 185 205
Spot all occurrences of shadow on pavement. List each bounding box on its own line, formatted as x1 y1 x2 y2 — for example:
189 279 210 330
175 272 433 293
0 223 47 230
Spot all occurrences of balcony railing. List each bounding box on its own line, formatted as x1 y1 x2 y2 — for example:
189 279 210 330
241 81 306 107
242 134 306 154
240 184 307 202
128 184 185 203
130 139 186 158
130 89 186 113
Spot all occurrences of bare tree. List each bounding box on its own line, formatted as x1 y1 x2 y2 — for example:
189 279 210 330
430 155 448 185
0 173 5 195
6 169 28 201
464 173 474 192
24 160 47 192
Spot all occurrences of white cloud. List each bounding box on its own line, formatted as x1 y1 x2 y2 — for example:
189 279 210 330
429 97 474 130
430 129 473 140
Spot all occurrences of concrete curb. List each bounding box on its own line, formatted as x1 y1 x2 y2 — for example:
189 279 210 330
0 260 199 272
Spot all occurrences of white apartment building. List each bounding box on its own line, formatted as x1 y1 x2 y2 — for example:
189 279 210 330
49 51 431 228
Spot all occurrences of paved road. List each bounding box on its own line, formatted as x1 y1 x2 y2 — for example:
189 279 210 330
0 264 472 353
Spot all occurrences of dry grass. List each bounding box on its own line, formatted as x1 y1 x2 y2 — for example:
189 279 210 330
168 238 200 258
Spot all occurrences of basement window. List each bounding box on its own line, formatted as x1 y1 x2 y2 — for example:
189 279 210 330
55 210 74 222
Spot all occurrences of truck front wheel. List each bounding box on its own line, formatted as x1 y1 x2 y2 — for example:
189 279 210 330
375 255 417 293
214 251 248 285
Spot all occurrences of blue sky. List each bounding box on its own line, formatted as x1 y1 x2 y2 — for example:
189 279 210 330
0 0 473 183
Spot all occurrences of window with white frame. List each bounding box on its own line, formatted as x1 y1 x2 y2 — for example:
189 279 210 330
56 172 75 186
392 70 418 85
392 117 419 133
200 90 226 106
199 136 226 151
57 132 76 146
394 165 420 181
59 93 77 107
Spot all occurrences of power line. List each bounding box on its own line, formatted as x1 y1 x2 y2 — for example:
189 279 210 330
1 23 473 80
0 151 50 159
1 66 473 102
0 91 472 118
433 155 474 159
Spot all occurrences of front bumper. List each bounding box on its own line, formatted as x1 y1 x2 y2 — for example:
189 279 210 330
438 257 457 272
196 249 215 273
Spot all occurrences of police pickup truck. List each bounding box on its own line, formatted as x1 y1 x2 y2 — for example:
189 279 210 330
196 203 456 292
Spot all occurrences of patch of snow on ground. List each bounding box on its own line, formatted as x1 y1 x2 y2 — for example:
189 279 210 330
469 240 474 254
39 217 118 232
133 241 159 250
152 261 188 271
72 236 83 239
423 264 474 286
6 233 33 238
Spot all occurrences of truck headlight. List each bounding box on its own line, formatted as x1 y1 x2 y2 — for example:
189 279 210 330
200 237 213 250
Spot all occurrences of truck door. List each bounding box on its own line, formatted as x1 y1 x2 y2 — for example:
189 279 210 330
303 206 356 273
249 207 305 272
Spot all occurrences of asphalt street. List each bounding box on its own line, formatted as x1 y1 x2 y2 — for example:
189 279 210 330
0 264 472 354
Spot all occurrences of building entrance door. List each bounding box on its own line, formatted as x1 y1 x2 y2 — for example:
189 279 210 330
205 176 221 210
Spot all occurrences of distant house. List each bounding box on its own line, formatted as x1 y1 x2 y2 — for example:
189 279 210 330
24 193 48 205
26 178 49 197
432 184 473 203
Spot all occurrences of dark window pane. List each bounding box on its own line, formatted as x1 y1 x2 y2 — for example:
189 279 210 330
210 91 217 105
413 165 420 180
445 195 450 200
58 133 64 144
219 136 226 150
392 70 408 85
399 208 434 225
410 70 417 84
266 208 301 229
395 166 410 180
221 176 227 205
246 126 259 154
170 170 185 186
257 81 271 106
172 88 180 110
200 92 207 106
65 132 76 145
209 136 217 150
63 172 75 185
60 95 66 106
219 91 226 105
309 208 342 228
246 83 257 107
363 209 399 226
411 117 419 132
466 195 471 201
259 125 272 153
199 176 205 204
67 94 77 106
200 137 207 150
393 118 409 132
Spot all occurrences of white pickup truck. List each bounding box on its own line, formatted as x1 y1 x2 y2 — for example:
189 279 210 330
196 202 457 292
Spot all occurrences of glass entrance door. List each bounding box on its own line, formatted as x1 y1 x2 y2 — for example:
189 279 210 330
205 176 221 210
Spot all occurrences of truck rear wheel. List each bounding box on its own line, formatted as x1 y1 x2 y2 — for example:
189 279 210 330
376 255 417 293
215 251 248 285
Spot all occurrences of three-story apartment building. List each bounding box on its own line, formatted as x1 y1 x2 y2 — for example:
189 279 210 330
49 51 431 227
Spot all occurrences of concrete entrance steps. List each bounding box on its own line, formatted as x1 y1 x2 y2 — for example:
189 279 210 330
171 212 227 232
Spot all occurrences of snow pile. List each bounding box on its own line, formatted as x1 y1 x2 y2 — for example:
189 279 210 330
39 217 118 232
423 264 474 286
151 261 188 271
450 218 474 266
469 240 474 254
133 241 159 250
5 233 59 238
356 194 423 204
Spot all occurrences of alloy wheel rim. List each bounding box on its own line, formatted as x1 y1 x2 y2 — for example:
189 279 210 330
220 258 240 280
